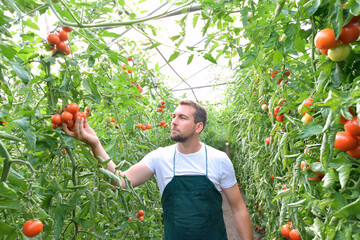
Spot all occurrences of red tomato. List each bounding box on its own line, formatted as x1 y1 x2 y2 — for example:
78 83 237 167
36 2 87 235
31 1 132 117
138 216 145 222
51 114 62 125
22 219 43 237
67 103 79 114
320 49 328 55
265 136 271 144
61 111 73 121
127 57 133 61
163 124 167 128
340 107 355 124
314 28 338 50
270 70 279 78
146 124 152 129
47 33 60 46
347 144 360 158
128 217 132 222
334 132 358 151
58 30 69 41
344 116 360 136
64 46 71 55
339 23 360 44
75 112 87 119
137 123 142 129
56 41 67 53
62 26 72 32
276 115 285 122
65 119 74 128
298 98 314 116
281 223 291 238
350 15 360 23
141 125 147 131
138 210 145 216
284 71 291 76
274 106 281 117
111 118 115 123
161 100 165 105
277 78 284 85
271 174 274 180
289 229 302 240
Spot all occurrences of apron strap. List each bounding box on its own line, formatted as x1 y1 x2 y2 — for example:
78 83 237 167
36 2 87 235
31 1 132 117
173 144 208 177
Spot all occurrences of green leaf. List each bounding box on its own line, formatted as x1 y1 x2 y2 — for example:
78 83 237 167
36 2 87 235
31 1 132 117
0 182 17 199
168 51 180 63
272 189 291 202
11 62 30 84
0 131 22 141
187 54 194 65
0 199 21 209
0 44 17 59
0 221 16 235
99 168 121 186
298 123 323 138
193 14 199 28
25 129 36 151
334 197 360 217
203 53 217 64
336 165 351 189
13 117 29 131
323 168 337 188
23 18 40 30
304 0 321 16
273 51 283 66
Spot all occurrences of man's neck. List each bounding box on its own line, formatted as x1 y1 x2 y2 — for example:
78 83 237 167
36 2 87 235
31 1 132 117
177 139 202 154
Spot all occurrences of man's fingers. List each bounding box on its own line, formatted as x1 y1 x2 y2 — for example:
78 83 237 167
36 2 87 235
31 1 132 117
62 122 75 137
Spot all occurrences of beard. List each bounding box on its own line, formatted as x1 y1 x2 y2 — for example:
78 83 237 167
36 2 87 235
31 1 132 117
170 130 195 142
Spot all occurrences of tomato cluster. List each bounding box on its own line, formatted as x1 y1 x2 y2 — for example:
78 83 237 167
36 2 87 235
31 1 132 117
158 100 166 112
129 209 145 222
130 81 143 97
270 69 290 85
47 27 72 56
297 98 314 126
334 113 360 158
315 10 359 62
273 98 289 122
137 123 152 131
50 103 88 131
280 222 302 240
122 58 134 74
300 160 324 181
22 219 43 237
0 120 8 126
158 120 167 128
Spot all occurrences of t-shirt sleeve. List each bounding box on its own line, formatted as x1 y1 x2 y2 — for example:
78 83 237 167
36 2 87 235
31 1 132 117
139 149 158 174
220 153 237 189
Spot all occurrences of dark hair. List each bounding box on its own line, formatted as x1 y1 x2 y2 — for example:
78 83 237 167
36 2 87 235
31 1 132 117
178 99 207 131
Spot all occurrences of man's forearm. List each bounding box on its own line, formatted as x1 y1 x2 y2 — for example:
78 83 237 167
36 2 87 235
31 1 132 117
234 209 253 240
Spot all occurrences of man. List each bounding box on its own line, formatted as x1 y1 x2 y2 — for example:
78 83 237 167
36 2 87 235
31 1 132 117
63 99 253 240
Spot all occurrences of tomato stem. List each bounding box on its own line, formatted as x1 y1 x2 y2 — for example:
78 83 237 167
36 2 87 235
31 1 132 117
0 140 13 182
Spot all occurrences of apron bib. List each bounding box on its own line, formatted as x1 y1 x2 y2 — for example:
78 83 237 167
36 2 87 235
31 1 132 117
161 145 227 240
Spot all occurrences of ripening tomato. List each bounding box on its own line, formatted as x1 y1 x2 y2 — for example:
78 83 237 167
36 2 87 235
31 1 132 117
66 119 74 128
127 57 133 61
22 219 43 237
281 223 291 239
146 124 151 129
289 229 302 240
344 116 360 136
161 100 165 105
137 123 142 128
277 78 284 85
328 44 351 62
314 28 338 50
298 98 314 116
339 23 360 44
160 120 165 126
320 49 328 55
62 26 72 32
67 103 79 114
127 69 133 74
128 217 132 222
158 108 163 112
47 33 60 45
340 107 355 124
284 71 291 76
141 125 147 131
274 106 281 117
58 30 69 41
265 136 271 144
51 114 62 125
61 111 73 121
261 104 268 111
271 174 274 180
334 131 358 151
111 118 115 123
347 144 360 158
270 70 279 78
75 112 87 119
138 216 145 222
138 210 145 216
163 124 167 128
56 41 67 53
276 115 285 122
64 46 71 55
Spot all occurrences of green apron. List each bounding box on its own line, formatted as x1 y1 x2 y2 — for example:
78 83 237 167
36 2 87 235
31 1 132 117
161 145 227 240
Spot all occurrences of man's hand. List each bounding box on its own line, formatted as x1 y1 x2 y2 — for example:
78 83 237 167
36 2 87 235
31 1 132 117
62 117 99 147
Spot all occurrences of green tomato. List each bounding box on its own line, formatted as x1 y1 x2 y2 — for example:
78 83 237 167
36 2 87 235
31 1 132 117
105 117 112 124
328 44 351 62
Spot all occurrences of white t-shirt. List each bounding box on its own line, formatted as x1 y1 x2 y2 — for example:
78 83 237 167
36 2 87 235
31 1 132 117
140 143 237 195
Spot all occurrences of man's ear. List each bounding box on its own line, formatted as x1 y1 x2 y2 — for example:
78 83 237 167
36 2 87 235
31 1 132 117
195 122 204 134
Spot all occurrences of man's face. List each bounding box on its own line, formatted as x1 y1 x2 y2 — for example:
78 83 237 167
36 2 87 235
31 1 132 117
170 105 199 142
